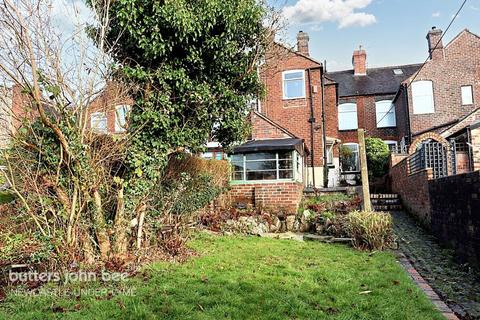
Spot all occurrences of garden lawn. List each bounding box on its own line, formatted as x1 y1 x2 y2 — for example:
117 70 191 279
0 233 444 320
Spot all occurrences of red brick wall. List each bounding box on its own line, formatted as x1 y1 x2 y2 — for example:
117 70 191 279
250 112 292 140
260 44 327 166
228 182 303 214
337 95 401 144
404 30 480 135
390 158 433 226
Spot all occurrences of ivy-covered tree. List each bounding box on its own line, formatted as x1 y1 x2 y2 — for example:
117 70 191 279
90 0 272 254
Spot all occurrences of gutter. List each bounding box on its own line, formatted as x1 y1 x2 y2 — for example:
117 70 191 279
403 83 413 145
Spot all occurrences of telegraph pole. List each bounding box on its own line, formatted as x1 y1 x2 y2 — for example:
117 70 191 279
358 129 372 211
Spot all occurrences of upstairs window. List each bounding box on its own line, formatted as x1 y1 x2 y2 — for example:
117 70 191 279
376 100 396 128
338 103 358 130
412 80 435 114
340 143 359 172
115 105 131 132
91 112 107 134
282 70 305 100
461 85 473 105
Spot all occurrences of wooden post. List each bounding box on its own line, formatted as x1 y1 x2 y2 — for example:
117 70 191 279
358 129 372 211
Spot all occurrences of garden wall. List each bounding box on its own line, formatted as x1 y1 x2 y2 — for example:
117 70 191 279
228 182 303 214
429 171 480 267
390 158 433 226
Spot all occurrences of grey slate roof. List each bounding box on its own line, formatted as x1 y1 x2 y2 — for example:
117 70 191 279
232 138 304 154
327 64 422 97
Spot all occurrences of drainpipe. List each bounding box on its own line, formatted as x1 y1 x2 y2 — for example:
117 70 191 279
321 61 328 188
307 68 316 188
404 83 413 146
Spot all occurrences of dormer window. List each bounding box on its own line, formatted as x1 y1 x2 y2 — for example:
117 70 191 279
282 70 306 100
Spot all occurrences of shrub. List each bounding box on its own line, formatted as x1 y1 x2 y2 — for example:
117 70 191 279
365 138 390 178
346 211 394 251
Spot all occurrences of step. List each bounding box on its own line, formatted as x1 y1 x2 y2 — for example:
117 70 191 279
371 199 401 205
373 205 403 211
371 194 399 199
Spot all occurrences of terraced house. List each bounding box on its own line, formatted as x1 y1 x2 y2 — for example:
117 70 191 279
228 27 480 213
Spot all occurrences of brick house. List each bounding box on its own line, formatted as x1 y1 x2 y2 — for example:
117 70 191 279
391 28 480 176
393 28 480 144
326 49 421 181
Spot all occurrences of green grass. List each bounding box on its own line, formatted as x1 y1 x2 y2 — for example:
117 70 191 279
0 233 444 320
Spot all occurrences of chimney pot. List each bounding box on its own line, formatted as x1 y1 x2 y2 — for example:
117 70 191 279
296 31 310 56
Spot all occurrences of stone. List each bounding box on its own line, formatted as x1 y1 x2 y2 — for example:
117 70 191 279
286 215 296 231
269 216 282 233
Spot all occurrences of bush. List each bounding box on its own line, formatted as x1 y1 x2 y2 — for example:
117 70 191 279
365 138 390 178
346 211 394 251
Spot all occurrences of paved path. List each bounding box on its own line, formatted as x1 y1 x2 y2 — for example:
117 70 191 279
392 211 480 319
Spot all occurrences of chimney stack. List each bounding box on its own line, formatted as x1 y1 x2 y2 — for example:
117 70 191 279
427 27 444 60
297 31 310 56
352 46 367 76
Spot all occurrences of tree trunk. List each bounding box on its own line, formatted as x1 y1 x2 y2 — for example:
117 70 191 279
92 189 111 260
112 186 128 256
136 203 147 250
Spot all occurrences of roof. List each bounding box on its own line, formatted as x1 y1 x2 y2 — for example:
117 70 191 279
327 64 422 97
231 138 304 154
440 107 480 138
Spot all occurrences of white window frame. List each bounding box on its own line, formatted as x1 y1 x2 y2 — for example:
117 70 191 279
115 105 131 133
376 100 396 128
338 103 358 131
341 143 360 173
282 70 306 100
384 140 398 152
461 85 473 105
90 112 107 134
412 80 435 114
230 151 300 182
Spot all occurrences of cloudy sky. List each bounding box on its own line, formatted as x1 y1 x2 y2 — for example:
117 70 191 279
273 0 480 71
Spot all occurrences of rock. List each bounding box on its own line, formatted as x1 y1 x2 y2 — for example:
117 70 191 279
286 215 296 231
269 216 282 233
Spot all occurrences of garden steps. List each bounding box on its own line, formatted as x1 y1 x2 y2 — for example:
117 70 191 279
370 194 403 212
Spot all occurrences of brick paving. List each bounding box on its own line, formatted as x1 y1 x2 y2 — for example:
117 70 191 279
392 211 480 320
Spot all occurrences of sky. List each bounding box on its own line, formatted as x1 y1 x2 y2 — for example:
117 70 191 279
271 0 480 71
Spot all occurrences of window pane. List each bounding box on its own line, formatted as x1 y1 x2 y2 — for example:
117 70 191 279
247 171 277 181
462 86 473 105
279 170 294 179
232 171 243 180
232 163 244 171
341 144 359 172
202 152 213 159
246 160 276 171
412 81 435 114
246 152 276 161
215 153 224 160
338 103 358 130
231 154 243 162
278 151 292 160
91 113 107 133
284 71 303 80
115 105 130 132
284 79 305 99
279 160 293 169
